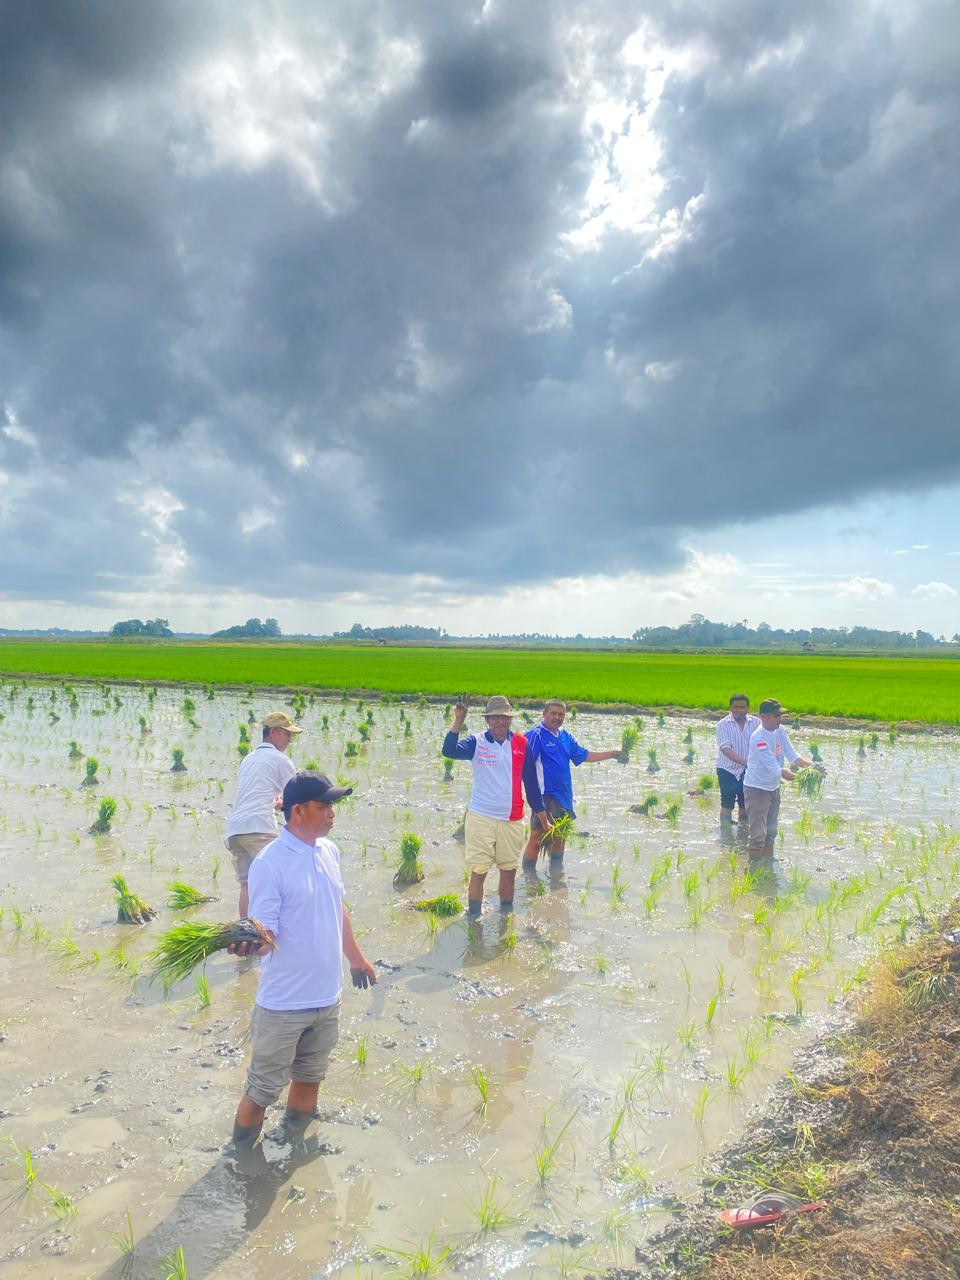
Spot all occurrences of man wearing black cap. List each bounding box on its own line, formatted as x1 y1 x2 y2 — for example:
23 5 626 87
231 772 377 1147
742 699 818 858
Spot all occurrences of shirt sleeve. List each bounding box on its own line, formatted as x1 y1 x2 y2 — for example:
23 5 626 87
276 754 297 786
781 730 799 764
524 726 542 759
716 719 734 747
248 856 281 934
566 733 589 767
442 731 476 760
522 744 544 810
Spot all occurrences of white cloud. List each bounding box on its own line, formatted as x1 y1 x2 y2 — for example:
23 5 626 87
834 576 895 600
644 359 684 381
911 581 957 599
240 507 276 535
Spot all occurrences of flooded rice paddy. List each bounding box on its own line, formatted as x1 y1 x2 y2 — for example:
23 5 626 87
1 681 959 1278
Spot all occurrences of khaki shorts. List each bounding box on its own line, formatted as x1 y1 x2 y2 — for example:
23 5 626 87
244 1002 341 1107
464 811 525 875
226 833 274 885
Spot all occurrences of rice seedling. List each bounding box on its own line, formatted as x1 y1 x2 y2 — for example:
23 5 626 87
108 1208 135 1258
534 1109 578 1186
43 1182 77 1219
112 874 157 924
442 757 455 780
181 697 196 716
657 711 665 726
410 893 463 916
683 746 695 764
797 808 814 842
810 740 823 762
393 832 425 887
68 741 83 759
170 746 187 772
149 918 274 985
502 923 517 950
606 1104 627 1154
663 796 682 825
404 720 413 738
161 1245 189 1280
682 868 702 898
695 773 715 792
704 995 719 1030
90 796 118 834
30 916 50 947
595 952 608 978
630 794 659 816
646 747 660 773
857 735 867 758
724 1056 747 1092
620 725 640 759
788 968 806 1017
692 1084 711 1125
391 1060 427 1099
339 1038 366 1084
377 1232 451 1278
357 723 371 742
869 731 879 749
6 1138 37 1187
54 928 80 968
166 882 217 909
677 1021 697 1050
469 1065 490 1114
470 1174 515 1234
610 863 627 910
82 757 99 787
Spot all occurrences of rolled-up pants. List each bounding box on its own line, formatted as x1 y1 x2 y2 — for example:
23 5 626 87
743 785 781 853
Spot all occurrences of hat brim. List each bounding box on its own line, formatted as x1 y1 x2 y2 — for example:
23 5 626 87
324 785 353 802
484 710 515 718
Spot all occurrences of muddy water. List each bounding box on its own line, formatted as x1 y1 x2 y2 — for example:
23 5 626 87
1 683 959 1278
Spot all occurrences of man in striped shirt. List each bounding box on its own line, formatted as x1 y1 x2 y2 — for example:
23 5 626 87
715 693 760 826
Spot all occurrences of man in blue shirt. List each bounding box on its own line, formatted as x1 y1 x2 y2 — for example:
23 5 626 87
522 699 625 866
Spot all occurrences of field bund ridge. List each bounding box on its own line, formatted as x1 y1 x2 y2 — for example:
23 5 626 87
0 640 957 725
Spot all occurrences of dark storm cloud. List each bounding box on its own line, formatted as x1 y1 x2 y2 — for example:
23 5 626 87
0 0 957 604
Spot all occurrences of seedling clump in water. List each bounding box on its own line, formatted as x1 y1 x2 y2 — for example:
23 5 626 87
393 832 425 887
166 881 217 909
112 874 157 925
411 893 463 917
90 796 118 834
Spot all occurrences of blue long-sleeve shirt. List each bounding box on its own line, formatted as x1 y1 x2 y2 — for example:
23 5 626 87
443 729 544 818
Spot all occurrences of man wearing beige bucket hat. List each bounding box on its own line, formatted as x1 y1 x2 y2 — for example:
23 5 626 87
225 711 302 916
442 695 546 915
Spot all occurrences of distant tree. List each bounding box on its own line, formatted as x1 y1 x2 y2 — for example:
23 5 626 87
110 617 172 638
211 617 283 639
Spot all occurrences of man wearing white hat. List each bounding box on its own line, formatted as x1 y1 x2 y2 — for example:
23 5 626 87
442 695 546 915
225 711 301 916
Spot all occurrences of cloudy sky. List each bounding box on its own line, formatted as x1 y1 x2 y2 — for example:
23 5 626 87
2 0 958 636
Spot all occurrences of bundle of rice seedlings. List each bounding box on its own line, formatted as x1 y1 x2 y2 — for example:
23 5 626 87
90 797 118 834
112 874 157 925
687 774 715 796
795 767 824 799
82 757 99 787
166 881 218 909
393 832 425 887
540 813 575 847
411 893 463 917
620 726 640 760
170 745 187 772
629 794 659 816
149 917 274 985
68 741 83 760
646 747 661 773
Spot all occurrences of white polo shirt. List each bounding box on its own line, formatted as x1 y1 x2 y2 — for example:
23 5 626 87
224 742 297 843
248 826 345 1010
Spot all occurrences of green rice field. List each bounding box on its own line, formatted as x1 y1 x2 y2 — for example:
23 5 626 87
0 640 957 724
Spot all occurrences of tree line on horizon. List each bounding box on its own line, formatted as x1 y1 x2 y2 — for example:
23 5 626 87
2 613 956 649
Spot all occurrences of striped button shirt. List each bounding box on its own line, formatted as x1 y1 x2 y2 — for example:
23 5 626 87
715 713 761 779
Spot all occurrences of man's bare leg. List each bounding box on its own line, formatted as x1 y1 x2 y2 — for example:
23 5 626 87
233 1094 267 1144
467 871 486 915
498 868 516 909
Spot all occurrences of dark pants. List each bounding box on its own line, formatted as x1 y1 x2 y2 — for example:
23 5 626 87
717 768 745 811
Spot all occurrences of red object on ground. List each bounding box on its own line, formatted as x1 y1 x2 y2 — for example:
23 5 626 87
721 1191 827 1230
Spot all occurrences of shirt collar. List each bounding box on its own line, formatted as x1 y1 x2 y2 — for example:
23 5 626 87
483 729 512 743
278 825 317 855
538 720 560 737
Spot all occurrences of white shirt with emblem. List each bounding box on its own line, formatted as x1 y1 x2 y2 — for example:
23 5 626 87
743 724 798 791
